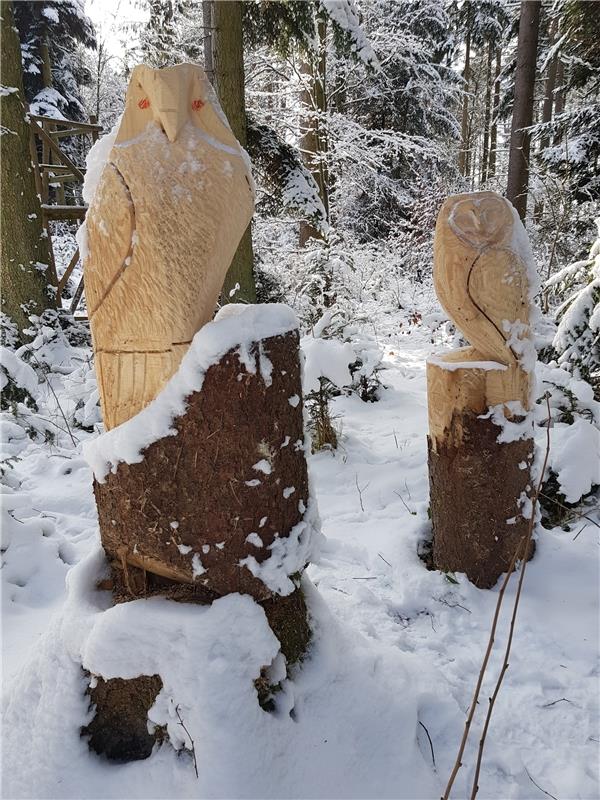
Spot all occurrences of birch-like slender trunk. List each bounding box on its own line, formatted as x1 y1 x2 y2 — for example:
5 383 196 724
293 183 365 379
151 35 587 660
458 27 471 177
488 48 501 179
299 16 329 247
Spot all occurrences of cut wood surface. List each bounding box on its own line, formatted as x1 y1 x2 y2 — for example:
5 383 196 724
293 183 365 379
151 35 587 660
427 191 535 588
84 63 255 430
427 349 527 447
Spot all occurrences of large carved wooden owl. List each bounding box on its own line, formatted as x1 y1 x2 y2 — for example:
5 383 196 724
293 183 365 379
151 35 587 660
84 63 255 430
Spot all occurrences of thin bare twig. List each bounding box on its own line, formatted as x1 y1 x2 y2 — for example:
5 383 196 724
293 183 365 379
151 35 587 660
394 490 416 516
355 474 369 512
418 720 436 769
524 767 559 800
434 596 472 614
572 524 586 541
541 697 578 709
175 704 199 779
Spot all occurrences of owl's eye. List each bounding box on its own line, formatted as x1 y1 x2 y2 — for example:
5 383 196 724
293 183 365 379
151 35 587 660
192 99 204 111
138 98 150 110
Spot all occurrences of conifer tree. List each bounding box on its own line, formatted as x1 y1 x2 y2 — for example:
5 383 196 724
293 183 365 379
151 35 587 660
14 0 95 120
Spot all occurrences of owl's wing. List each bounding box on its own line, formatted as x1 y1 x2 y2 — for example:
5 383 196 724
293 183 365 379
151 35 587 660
84 162 135 326
467 246 529 364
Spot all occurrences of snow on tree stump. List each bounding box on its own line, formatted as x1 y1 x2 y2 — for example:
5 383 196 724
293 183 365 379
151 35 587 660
83 305 317 760
427 192 536 589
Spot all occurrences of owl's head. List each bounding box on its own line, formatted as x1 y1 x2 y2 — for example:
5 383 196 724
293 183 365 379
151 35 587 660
116 63 238 149
445 192 514 251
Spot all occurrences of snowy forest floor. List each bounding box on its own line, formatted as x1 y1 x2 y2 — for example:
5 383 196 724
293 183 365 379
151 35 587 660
2 292 599 800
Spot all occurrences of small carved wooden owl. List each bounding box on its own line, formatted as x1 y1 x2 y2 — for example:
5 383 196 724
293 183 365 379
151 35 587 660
433 192 530 366
84 63 255 430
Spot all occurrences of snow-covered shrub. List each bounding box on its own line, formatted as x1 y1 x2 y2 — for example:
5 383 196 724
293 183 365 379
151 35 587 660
536 361 600 527
547 220 600 395
0 347 39 414
533 221 600 525
302 323 354 451
0 314 19 349
0 309 98 475
247 118 328 239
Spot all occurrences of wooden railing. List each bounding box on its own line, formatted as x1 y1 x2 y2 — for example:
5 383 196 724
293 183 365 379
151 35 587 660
29 113 102 314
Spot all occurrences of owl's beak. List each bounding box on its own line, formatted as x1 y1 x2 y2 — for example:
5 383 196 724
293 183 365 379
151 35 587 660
157 107 187 143
150 71 189 143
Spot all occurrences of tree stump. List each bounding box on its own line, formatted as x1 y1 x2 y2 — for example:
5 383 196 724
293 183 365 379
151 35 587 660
83 309 316 759
427 192 536 588
93 325 312 604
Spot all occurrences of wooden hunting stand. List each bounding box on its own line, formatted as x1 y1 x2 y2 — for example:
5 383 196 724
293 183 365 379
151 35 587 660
28 112 102 313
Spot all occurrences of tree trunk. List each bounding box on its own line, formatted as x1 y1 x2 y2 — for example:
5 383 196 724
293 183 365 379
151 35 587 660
95 42 102 120
40 34 53 89
554 58 565 116
0 0 54 336
212 0 256 303
488 48 501 179
506 0 541 221
458 27 471 177
540 23 558 151
202 0 214 85
428 411 534 588
93 328 312 604
481 42 493 184
299 16 329 247
534 28 558 221
553 57 565 146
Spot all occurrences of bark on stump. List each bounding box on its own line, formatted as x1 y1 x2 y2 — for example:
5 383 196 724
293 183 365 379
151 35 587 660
84 327 313 760
428 412 533 589
427 192 536 588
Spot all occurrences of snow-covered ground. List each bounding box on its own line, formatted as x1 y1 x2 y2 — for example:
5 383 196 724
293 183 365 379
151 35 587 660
1 312 599 800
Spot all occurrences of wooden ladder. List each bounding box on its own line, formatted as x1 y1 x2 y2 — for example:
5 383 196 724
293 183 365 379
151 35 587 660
29 113 102 316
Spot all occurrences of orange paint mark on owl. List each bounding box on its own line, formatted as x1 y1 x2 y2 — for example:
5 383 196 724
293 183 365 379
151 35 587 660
138 98 150 110
192 99 204 111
